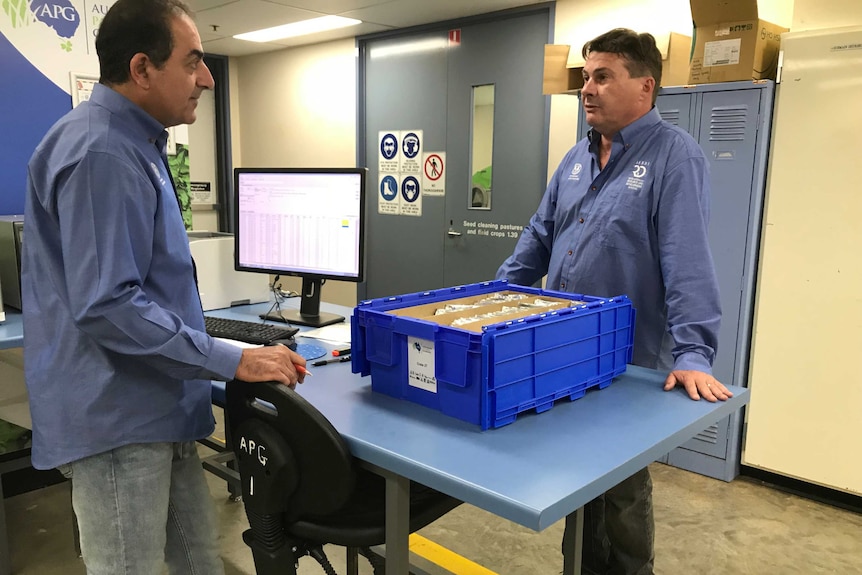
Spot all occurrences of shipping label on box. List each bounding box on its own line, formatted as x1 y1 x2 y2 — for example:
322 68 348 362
407 336 437 393
703 38 742 66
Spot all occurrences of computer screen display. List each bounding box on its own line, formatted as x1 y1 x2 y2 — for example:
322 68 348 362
234 167 366 327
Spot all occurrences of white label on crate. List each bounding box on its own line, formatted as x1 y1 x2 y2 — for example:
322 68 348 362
703 39 741 67
407 336 437 393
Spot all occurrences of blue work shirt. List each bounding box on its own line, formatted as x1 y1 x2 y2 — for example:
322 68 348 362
497 107 720 374
22 84 243 470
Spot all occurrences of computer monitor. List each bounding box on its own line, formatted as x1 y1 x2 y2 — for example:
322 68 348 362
234 167 366 327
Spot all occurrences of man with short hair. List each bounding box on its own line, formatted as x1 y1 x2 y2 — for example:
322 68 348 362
22 0 306 572
497 28 732 574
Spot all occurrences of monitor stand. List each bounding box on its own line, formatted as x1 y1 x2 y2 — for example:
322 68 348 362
260 277 345 328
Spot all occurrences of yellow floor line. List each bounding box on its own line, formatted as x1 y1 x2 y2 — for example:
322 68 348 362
408 533 498 575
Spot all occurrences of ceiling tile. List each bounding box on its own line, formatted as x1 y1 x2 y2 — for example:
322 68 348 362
263 0 393 14
191 0 324 37
268 21 391 48
203 36 290 57
185 0 238 12
342 0 544 28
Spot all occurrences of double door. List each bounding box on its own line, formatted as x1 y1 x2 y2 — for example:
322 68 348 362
578 81 775 481
359 7 551 299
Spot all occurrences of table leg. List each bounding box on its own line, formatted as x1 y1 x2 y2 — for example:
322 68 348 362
359 461 411 573
562 506 584 575
384 470 410 574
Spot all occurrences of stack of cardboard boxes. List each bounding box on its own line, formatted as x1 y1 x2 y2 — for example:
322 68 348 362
542 0 788 94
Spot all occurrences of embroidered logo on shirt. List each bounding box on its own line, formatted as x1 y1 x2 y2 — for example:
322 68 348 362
568 163 583 181
626 161 650 190
150 162 167 188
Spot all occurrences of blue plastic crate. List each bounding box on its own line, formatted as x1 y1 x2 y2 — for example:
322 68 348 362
351 280 635 429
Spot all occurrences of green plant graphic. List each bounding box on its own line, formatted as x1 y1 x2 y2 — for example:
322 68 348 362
60 39 72 52
168 144 193 230
2 0 31 28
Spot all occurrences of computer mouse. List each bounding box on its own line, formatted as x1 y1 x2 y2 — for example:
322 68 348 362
268 337 297 351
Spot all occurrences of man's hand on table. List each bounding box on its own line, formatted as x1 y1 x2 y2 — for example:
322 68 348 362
663 370 732 402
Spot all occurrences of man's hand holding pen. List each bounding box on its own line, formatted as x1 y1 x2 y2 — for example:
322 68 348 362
235 345 308 389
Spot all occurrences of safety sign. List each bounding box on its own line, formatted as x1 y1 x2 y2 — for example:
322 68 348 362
400 175 422 216
422 152 445 196
378 174 399 214
378 131 400 174
400 130 422 175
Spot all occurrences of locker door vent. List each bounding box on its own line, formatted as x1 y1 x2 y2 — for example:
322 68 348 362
659 109 681 125
709 105 748 141
692 424 719 445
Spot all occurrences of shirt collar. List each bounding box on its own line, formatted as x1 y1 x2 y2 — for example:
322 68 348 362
89 83 169 150
588 106 662 152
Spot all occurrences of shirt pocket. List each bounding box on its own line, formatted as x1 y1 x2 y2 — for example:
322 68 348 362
598 191 651 255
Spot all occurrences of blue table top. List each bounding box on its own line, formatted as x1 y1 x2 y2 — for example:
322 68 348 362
5 301 750 530
209 302 750 532
0 309 23 350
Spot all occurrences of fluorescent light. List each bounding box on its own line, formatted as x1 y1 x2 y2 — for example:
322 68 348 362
234 15 361 43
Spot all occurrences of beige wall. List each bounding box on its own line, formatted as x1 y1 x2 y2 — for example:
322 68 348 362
231 38 358 307
471 104 494 173
234 38 356 168
792 0 862 29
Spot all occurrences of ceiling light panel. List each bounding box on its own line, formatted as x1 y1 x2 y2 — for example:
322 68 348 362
235 15 362 42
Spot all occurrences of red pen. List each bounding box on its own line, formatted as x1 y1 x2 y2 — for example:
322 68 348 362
295 364 313 377
271 341 312 376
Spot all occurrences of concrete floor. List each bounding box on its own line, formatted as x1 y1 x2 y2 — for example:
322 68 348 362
5 456 862 575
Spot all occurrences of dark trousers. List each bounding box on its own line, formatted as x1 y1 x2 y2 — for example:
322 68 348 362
564 467 655 575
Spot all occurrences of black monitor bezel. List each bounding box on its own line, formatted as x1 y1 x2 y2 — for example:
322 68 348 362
233 166 367 284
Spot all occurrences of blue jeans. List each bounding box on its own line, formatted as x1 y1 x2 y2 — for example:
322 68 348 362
59 441 224 575
565 467 655 575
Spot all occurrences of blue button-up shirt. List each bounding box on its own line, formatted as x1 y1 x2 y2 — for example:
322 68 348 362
497 108 720 374
22 84 242 469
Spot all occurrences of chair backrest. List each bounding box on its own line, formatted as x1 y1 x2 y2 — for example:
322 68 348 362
226 380 356 523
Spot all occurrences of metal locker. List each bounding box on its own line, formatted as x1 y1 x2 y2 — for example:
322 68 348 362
577 81 775 481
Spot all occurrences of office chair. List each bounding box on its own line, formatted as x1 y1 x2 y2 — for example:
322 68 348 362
226 380 462 575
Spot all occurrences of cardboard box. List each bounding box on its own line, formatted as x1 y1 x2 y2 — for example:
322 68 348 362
688 0 788 83
543 32 692 95
542 44 584 94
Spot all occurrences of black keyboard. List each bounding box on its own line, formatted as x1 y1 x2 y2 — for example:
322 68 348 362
204 316 299 345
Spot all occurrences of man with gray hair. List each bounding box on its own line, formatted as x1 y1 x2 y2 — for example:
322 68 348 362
22 1 306 572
